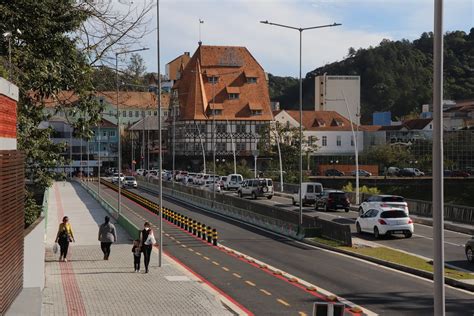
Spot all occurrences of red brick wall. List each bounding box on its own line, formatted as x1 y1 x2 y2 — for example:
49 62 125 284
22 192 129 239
0 150 24 315
0 95 17 138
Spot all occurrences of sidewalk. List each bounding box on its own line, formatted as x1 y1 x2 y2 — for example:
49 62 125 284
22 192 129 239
40 181 236 316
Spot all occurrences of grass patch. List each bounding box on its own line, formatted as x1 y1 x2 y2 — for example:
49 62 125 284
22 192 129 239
311 237 345 248
340 246 474 280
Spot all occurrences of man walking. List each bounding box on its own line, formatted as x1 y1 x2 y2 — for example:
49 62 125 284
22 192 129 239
98 216 117 260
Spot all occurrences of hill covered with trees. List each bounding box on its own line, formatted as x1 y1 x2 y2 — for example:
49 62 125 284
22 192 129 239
269 29 474 123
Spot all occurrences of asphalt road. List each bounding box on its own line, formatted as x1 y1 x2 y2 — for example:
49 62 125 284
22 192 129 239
89 181 474 315
228 191 474 272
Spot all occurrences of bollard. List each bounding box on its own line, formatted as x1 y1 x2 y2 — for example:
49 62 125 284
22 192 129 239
192 220 197 235
184 216 188 230
197 222 201 238
201 223 206 241
212 229 218 246
207 226 212 243
188 218 193 233
179 214 183 228
172 212 177 224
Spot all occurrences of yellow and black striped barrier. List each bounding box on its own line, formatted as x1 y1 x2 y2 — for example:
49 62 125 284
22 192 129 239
100 179 218 246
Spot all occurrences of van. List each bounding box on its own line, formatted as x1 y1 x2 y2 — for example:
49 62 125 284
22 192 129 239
224 174 243 190
292 182 323 206
237 178 273 199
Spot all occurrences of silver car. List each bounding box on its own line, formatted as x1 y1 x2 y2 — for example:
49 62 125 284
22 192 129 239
466 237 474 263
122 176 137 188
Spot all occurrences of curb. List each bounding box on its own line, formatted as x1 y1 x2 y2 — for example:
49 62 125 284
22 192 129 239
303 238 474 293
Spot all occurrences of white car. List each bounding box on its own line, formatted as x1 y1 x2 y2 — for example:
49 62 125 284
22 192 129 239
111 173 124 184
292 182 323 206
122 176 138 188
356 208 414 239
224 174 243 190
146 170 158 179
359 195 409 215
136 169 146 176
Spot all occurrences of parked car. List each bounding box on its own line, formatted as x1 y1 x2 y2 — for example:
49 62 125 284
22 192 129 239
136 169 146 176
350 169 372 177
122 176 138 188
202 180 221 192
450 170 471 177
465 237 474 263
398 168 424 177
175 171 188 182
359 195 409 215
224 174 243 190
146 170 158 179
237 178 273 199
356 208 414 239
385 167 400 176
325 169 344 176
219 176 228 189
193 173 203 185
315 190 350 212
291 182 324 206
111 173 124 184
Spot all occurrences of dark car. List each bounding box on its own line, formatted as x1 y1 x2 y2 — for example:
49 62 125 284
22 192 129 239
325 169 345 176
315 190 350 212
451 170 471 177
466 237 474 263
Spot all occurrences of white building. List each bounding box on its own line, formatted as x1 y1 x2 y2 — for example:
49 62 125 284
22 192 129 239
314 75 360 125
273 110 364 156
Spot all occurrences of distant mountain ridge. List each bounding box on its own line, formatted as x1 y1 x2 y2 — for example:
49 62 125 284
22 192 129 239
268 28 474 124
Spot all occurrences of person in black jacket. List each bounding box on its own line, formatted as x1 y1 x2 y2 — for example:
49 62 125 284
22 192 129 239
140 222 154 273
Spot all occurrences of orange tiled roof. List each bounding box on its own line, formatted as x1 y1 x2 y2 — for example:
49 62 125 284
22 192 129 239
41 91 170 110
282 110 359 131
174 45 272 121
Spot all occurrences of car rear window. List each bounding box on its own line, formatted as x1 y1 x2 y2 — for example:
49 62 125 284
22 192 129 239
381 196 405 202
125 177 135 180
267 180 273 186
329 193 346 199
380 210 408 218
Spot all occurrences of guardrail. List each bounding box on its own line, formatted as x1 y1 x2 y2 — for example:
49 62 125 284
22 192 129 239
139 177 352 246
99 179 219 245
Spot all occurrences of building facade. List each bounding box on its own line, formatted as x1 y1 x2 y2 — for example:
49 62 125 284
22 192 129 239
170 45 273 170
314 75 360 125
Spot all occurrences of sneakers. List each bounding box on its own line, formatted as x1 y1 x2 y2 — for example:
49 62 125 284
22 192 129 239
64 258 68 262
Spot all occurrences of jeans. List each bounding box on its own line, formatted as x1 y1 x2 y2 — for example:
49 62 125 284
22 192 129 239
58 238 69 259
101 242 112 259
142 245 152 272
134 254 141 271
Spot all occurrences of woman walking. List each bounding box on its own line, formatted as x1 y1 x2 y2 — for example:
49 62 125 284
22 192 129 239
55 216 75 262
140 222 154 273
98 216 117 260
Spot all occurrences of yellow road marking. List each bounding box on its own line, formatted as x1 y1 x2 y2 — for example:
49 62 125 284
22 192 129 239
260 289 271 296
245 281 256 287
195 252 202 256
203 256 210 260
232 273 242 278
222 267 230 271
212 261 220 266
277 299 290 307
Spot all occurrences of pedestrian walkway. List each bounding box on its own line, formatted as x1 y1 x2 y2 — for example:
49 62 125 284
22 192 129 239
41 181 237 316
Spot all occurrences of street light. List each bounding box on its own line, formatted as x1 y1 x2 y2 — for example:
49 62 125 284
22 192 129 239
260 20 341 228
115 47 149 218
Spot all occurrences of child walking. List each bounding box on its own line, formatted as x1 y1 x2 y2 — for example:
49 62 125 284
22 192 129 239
132 240 141 272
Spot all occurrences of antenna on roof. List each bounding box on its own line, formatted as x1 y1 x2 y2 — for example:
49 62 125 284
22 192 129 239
198 18 204 46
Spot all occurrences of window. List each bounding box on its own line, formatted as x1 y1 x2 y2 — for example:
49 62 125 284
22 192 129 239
209 109 222 116
336 135 341 146
109 131 116 137
141 110 145 117
209 76 218 84
216 142 226 151
246 77 257 84
322 136 327 146
236 125 246 133
251 110 262 116
102 131 107 137
229 93 239 100
351 136 354 146
129 111 133 117
216 124 226 133
148 110 152 116
154 111 158 116
122 110 126 117
236 143 246 151
308 136 316 146
135 111 139 117
109 110 113 117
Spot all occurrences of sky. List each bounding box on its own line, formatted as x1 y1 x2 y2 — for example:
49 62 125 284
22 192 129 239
111 0 473 77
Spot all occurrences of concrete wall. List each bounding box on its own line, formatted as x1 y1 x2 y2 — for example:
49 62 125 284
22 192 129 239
23 217 45 290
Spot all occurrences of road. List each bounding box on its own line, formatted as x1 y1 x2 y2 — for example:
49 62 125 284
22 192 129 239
88 181 474 315
230 192 474 272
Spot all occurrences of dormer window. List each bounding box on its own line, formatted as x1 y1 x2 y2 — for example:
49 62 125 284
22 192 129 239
251 110 262 116
208 103 223 116
244 71 258 84
248 102 263 116
206 69 219 84
312 119 325 127
331 119 344 127
226 86 240 100
209 76 218 84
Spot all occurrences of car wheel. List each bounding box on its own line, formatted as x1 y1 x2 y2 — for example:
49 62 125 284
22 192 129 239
467 247 473 263
267 195 272 200
404 231 412 238
356 222 362 234
345 208 349 213
292 198 296 206
374 227 380 239
252 192 257 200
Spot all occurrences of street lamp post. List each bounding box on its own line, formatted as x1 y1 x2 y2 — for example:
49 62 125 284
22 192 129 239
260 20 341 227
115 47 149 218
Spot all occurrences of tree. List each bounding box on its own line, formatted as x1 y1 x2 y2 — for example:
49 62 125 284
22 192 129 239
126 53 147 85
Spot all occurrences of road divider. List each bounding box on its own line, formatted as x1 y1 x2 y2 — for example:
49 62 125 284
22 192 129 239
99 179 219 247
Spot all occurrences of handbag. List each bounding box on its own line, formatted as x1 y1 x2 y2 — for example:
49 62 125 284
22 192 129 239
53 243 60 254
145 233 156 245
